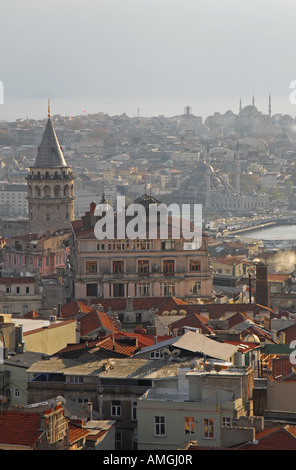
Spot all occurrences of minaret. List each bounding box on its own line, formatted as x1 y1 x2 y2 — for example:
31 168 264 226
239 98 242 113
252 94 255 107
205 142 211 207
268 93 272 119
26 102 75 233
235 140 240 192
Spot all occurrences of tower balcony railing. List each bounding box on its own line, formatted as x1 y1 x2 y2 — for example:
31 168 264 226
27 174 74 181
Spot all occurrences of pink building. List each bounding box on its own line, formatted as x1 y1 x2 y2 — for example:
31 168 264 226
2 231 70 278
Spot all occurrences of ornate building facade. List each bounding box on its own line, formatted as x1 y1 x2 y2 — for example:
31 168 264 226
70 195 213 302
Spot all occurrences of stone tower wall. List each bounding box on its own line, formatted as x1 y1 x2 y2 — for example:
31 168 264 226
27 167 75 233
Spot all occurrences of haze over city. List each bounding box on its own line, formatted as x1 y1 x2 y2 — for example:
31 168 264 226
1 0 296 119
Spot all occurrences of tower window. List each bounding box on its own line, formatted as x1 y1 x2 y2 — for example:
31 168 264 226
54 186 61 197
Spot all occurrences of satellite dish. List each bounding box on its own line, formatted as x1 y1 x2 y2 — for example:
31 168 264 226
214 364 222 373
172 348 181 357
205 363 213 372
161 348 171 357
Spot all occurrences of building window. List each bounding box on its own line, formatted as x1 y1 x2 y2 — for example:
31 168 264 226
44 186 51 197
23 305 29 315
26 286 30 294
185 417 195 434
14 388 20 398
16 286 20 294
113 260 124 274
131 402 137 421
97 243 105 251
161 240 175 250
5 286 11 294
155 416 166 436
4 388 11 398
189 260 201 271
136 312 142 323
136 240 154 250
115 432 122 450
86 261 97 273
111 400 121 417
203 418 214 439
138 282 150 297
150 350 161 359
113 283 125 297
69 375 83 384
3 306 10 314
86 283 98 297
138 259 149 274
163 260 175 275
222 417 232 427
76 398 90 404
189 281 201 295
162 282 175 296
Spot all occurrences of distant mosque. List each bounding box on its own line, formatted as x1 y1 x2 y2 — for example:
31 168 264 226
173 141 269 214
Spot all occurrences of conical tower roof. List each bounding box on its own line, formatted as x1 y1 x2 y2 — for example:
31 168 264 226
34 117 67 168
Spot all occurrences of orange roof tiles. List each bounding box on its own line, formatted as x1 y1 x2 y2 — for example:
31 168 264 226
270 356 294 379
236 425 296 450
61 300 93 318
68 421 90 445
79 310 120 337
23 310 41 319
0 411 43 448
276 322 296 345
93 336 140 357
169 313 213 335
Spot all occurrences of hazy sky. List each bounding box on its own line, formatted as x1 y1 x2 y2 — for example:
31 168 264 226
1 0 296 111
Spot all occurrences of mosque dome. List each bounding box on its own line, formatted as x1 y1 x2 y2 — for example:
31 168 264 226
244 333 260 343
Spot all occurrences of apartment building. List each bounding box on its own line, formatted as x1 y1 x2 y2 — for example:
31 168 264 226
0 277 42 315
0 183 28 217
2 230 70 278
70 195 213 301
137 365 259 450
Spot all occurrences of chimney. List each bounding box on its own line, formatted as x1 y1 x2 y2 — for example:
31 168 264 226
80 402 93 421
255 261 270 308
90 202 96 214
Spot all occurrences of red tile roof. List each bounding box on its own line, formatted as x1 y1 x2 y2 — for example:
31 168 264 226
61 300 93 318
168 313 214 335
236 425 296 450
61 299 274 322
68 421 90 445
79 310 120 337
93 336 140 357
23 310 41 319
268 274 291 283
270 356 294 380
277 322 296 345
0 411 43 448
0 277 35 284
